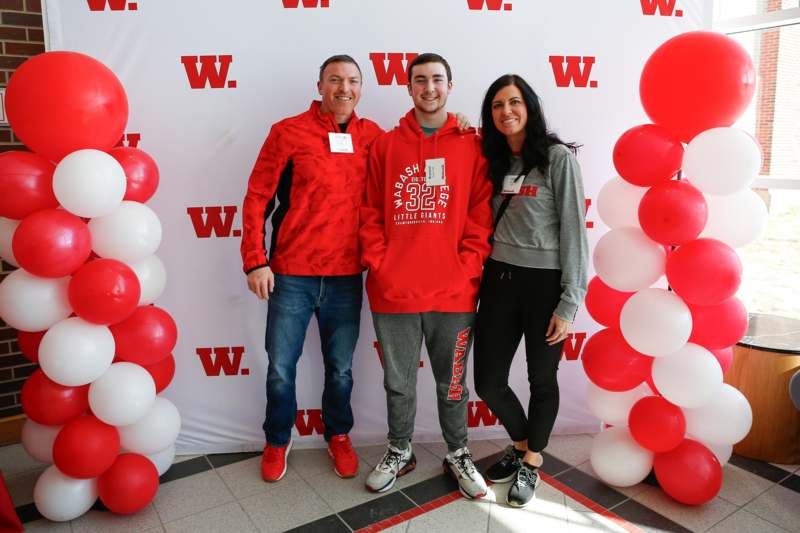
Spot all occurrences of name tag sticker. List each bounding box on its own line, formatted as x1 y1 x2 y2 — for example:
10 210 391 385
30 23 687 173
328 132 354 153
425 158 446 187
502 174 524 194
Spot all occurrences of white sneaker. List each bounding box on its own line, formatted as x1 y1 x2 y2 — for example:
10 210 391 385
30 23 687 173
444 447 488 499
365 444 416 493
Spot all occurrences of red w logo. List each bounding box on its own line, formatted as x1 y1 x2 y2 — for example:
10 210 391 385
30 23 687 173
181 55 237 89
369 53 419 86
467 401 500 428
374 341 423 368
187 206 240 238
87 0 137 10
282 0 329 7
196 346 249 376
549 56 597 88
466 0 512 10
584 198 594 229
115 133 141 149
562 333 587 361
295 409 325 436
640 0 682 17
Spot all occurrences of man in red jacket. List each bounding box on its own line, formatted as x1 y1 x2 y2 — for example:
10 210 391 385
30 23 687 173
359 53 493 498
241 55 383 482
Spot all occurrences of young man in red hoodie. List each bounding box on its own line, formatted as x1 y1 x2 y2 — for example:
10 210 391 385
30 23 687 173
359 53 494 498
242 55 384 482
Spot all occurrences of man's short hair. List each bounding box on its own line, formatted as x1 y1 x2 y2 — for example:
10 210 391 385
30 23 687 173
407 53 452 83
319 54 362 81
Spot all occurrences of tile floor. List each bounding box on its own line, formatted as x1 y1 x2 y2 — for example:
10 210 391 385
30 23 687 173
2 434 798 532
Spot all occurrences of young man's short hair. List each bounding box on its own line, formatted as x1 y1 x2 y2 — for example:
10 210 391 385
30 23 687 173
319 54 362 81
407 53 452 83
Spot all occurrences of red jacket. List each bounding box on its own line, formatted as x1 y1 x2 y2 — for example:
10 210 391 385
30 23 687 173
241 101 384 275
359 110 493 313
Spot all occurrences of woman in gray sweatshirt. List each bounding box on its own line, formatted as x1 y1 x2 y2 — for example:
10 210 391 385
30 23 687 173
473 74 589 508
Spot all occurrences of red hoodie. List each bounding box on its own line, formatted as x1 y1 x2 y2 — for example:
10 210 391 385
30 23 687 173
241 101 384 275
359 110 493 313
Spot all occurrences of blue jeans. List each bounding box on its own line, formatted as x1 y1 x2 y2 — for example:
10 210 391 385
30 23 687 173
263 273 362 446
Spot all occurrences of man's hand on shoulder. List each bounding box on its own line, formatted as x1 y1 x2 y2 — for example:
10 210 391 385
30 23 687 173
247 266 275 300
454 112 472 132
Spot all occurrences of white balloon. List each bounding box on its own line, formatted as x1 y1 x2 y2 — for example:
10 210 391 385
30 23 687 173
119 397 181 455
652 343 723 408
0 217 19 267
683 383 753 446
33 466 97 522
21 420 61 464
597 177 647 229
145 443 176 476
0 269 71 331
89 362 157 426
53 149 126 218
38 317 115 386
683 128 760 196
620 288 692 357
586 382 650 427
593 228 666 291
701 189 768 248
127 254 167 305
590 427 653 487
703 442 733 465
89 201 162 263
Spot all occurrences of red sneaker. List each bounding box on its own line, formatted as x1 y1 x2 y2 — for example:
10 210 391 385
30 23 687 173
328 434 358 478
261 440 292 482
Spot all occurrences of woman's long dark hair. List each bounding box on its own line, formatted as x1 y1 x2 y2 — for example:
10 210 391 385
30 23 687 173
480 74 578 193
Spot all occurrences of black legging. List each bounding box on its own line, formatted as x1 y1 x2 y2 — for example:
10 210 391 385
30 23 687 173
474 258 564 452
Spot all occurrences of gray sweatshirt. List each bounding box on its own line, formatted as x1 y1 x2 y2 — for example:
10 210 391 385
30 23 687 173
490 144 589 321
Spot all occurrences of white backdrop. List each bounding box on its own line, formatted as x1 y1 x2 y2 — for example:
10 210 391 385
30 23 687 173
43 0 711 453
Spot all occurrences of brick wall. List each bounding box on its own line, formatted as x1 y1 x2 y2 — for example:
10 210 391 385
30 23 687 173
0 0 44 419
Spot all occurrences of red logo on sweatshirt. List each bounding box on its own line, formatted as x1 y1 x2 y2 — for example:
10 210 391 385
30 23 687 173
295 409 324 436
115 133 141 148
282 0 329 7
392 163 449 226
196 346 249 376
187 206 241 238
640 0 682 16
87 0 137 10
549 56 597 88
447 328 471 401
370 53 419 86
181 55 237 89
562 333 587 361
467 0 512 10
467 401 501 427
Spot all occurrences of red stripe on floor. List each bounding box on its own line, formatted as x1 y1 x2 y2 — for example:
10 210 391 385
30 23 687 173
355 490 462 532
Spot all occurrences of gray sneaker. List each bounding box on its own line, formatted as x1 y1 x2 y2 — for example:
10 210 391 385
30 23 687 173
365 444 416 493
444 447 488 499
507 462 540 507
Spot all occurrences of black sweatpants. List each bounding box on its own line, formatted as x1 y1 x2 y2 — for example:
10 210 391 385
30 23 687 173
474 258 564 452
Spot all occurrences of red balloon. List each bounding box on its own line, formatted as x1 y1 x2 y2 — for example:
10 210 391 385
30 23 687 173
666 239 742 305
638 180 708 246
142 353 176 394
110 306 177 365
628 396 686 453
53 415 120 479
98 454 159 514
581 328 653 391
613 124 684 187
108 147 160 203
640 31 756 142
585 276 634 328
17 329 45 363
5 52 128 163
688 297 748 350
710 346 734 374
68 259 141 325
654 439 722 505
21 369 89 425
0 151 58 219
12 209 92 278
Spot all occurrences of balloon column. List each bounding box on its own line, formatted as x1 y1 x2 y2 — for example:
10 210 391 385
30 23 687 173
0 52 179 521
586 32 762 506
